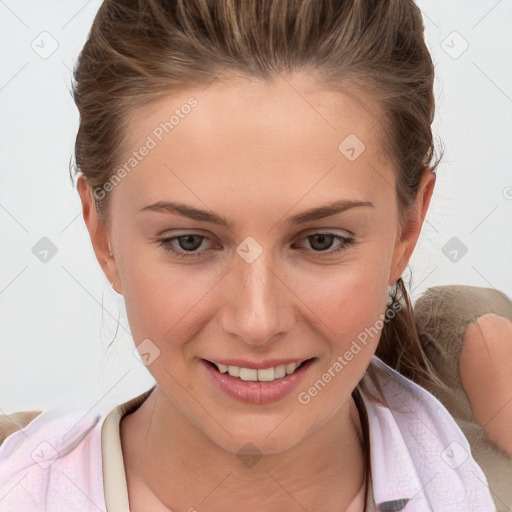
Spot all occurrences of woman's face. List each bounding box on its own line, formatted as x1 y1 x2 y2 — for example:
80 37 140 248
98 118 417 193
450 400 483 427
80 72 434 455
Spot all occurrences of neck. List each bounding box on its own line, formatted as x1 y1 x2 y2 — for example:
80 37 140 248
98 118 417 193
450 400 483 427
120 387 366 512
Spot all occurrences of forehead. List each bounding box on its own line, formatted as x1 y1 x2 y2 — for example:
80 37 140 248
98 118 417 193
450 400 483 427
114 72 394 210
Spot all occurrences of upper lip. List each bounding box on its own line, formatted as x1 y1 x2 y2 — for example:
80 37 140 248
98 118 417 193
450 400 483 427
204 357 313 369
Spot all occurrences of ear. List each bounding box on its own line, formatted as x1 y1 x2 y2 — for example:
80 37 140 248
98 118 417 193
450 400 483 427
77 175 122 293
389 169 436 285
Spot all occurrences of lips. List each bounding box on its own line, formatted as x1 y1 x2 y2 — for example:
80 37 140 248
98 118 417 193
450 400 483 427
202 357 316 404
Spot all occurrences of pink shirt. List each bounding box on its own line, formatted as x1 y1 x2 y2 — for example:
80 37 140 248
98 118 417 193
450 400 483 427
0 355 497 511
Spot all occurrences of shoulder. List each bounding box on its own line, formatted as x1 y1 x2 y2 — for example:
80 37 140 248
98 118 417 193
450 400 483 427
0 410 43 445
0 407 106 512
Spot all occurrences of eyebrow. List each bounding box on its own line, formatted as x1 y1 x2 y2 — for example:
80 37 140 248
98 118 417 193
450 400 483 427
138 199 374 228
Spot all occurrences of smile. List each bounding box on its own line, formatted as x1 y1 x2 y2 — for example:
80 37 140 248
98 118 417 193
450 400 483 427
203 357 316 404
210 360 309 382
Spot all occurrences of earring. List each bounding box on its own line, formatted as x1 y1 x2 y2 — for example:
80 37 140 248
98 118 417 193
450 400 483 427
387 282 397 306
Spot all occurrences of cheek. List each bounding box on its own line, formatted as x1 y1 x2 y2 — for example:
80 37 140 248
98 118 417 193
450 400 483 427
294 258 390 342
119 250 218 349
292 266 390 426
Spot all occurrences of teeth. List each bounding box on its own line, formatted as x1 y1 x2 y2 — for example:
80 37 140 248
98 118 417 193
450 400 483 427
240 368 258 381
213 360 306 382
274 365 286 378
227 365 240 377
257 368 275 381
285 362 298 375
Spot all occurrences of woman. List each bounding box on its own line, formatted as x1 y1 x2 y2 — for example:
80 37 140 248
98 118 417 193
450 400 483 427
0 1 498 511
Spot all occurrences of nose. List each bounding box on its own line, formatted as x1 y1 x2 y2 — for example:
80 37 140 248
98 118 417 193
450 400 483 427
220 248 296 347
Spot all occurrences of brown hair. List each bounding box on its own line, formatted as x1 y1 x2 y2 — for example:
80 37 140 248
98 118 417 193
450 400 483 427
70 0 451 506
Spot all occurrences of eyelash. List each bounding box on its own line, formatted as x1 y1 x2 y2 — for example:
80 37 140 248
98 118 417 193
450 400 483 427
155 232 355 260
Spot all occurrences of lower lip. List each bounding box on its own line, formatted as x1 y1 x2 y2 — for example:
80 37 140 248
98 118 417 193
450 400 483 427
202 359 315 405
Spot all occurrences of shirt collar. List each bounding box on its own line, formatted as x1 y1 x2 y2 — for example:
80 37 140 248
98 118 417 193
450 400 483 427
101 386 154 512
359 355 496 512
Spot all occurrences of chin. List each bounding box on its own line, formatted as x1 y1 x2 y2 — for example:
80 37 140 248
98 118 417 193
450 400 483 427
218 434 303 460
201 412 319 459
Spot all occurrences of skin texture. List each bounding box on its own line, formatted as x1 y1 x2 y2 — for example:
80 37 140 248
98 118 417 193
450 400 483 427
460 313 512 456
77 72 435 512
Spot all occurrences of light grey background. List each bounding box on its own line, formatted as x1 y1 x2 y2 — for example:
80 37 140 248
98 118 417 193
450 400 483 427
1 0 511 415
